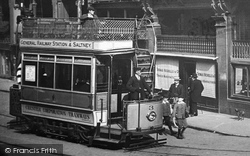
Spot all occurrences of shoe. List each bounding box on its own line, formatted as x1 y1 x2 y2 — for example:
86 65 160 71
180 134 185 139
177 135 184 139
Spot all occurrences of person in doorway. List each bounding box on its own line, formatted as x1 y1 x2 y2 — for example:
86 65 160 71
172 98 188 139
189 73 204 116
168 77 185 104
126 67 153 100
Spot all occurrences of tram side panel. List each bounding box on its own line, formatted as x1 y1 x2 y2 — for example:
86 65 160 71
125 100 163 131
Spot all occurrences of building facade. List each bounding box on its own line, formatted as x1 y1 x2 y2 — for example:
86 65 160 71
92 0 250 117
6 0 250 117
0 1 13 78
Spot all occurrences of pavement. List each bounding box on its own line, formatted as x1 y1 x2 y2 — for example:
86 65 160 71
1 78 250 138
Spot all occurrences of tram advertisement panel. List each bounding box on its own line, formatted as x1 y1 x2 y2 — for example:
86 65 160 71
22 104 94 124
155 57 179 90
196 62 216 98
20 38 133 51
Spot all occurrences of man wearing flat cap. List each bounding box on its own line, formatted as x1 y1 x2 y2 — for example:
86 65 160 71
189 73 204 116
126 67 153 100
81 6 98 19
168 77 185 104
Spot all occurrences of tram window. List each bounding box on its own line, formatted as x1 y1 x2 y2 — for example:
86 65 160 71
39 62 54 88
22 61 37 86
112 59 131 91
97 66 108 92
55 64 72 90
73 65 91 92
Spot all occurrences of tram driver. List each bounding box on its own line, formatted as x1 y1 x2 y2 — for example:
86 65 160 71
126 67 153 100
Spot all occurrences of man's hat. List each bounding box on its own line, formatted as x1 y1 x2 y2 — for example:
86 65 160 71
192 73 198 78
174 77 181 81
178 98 184 102
87 6 95 11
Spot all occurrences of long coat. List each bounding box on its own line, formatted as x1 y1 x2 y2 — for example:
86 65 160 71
169 83 185 99
126 75 151 100
190 79 204 102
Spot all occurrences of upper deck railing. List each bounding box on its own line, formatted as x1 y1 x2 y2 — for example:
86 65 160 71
22 17 138 41
157 35 216 57
232 40 250 60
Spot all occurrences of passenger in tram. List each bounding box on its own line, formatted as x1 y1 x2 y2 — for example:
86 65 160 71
168 77 185 105
81 6 98 20
126 67 153 100
74 78 90 92
80 6 100 39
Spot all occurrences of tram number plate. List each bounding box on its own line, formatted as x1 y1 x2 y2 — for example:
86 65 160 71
149 105 154 110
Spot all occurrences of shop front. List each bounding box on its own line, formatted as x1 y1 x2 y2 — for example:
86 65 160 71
154 55 218 111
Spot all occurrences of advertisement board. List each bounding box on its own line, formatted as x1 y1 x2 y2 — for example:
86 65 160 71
155 57 179 90
196 62 216 98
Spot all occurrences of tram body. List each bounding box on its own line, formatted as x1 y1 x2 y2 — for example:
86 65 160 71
9 17 165 148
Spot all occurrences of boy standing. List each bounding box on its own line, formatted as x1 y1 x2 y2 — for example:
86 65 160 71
172 98 188 139
162 98 177 135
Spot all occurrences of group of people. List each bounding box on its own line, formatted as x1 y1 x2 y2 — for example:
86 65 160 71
162 74 204 139
126 67 204 139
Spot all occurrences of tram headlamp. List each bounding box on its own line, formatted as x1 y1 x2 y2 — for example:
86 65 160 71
146 111 157 122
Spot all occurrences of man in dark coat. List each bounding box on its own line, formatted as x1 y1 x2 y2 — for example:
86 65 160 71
126 67 152 100
190 73 204 116
168 77 185 104
81 6 98 19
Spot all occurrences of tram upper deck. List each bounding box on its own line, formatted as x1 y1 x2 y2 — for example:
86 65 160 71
19 17 151 52
22 17 137 40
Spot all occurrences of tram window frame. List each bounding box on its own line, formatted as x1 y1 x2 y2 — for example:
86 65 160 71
233 65 250 98
55 63 72 90
22 61 37 86
73 64 91 93
38 62 54 88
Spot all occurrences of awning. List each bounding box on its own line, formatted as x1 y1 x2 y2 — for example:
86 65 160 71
94 48 135 56
154 52 218 60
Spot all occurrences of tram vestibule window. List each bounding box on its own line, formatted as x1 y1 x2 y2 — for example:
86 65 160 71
96 66 108 92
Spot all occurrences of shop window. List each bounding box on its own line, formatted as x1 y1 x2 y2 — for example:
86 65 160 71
22 61 37 86
55 64 72 90
234 66 250 97
73 65 91 92
39 62 54 88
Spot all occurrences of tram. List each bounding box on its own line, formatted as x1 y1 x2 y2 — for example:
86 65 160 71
9 17 166 148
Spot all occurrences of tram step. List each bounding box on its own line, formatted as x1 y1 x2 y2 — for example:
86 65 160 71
93 137 120 144
100 125 123 136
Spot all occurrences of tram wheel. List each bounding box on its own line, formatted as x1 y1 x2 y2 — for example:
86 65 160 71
77 125 91 143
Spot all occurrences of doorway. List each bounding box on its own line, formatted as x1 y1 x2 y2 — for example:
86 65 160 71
180 60 196 104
